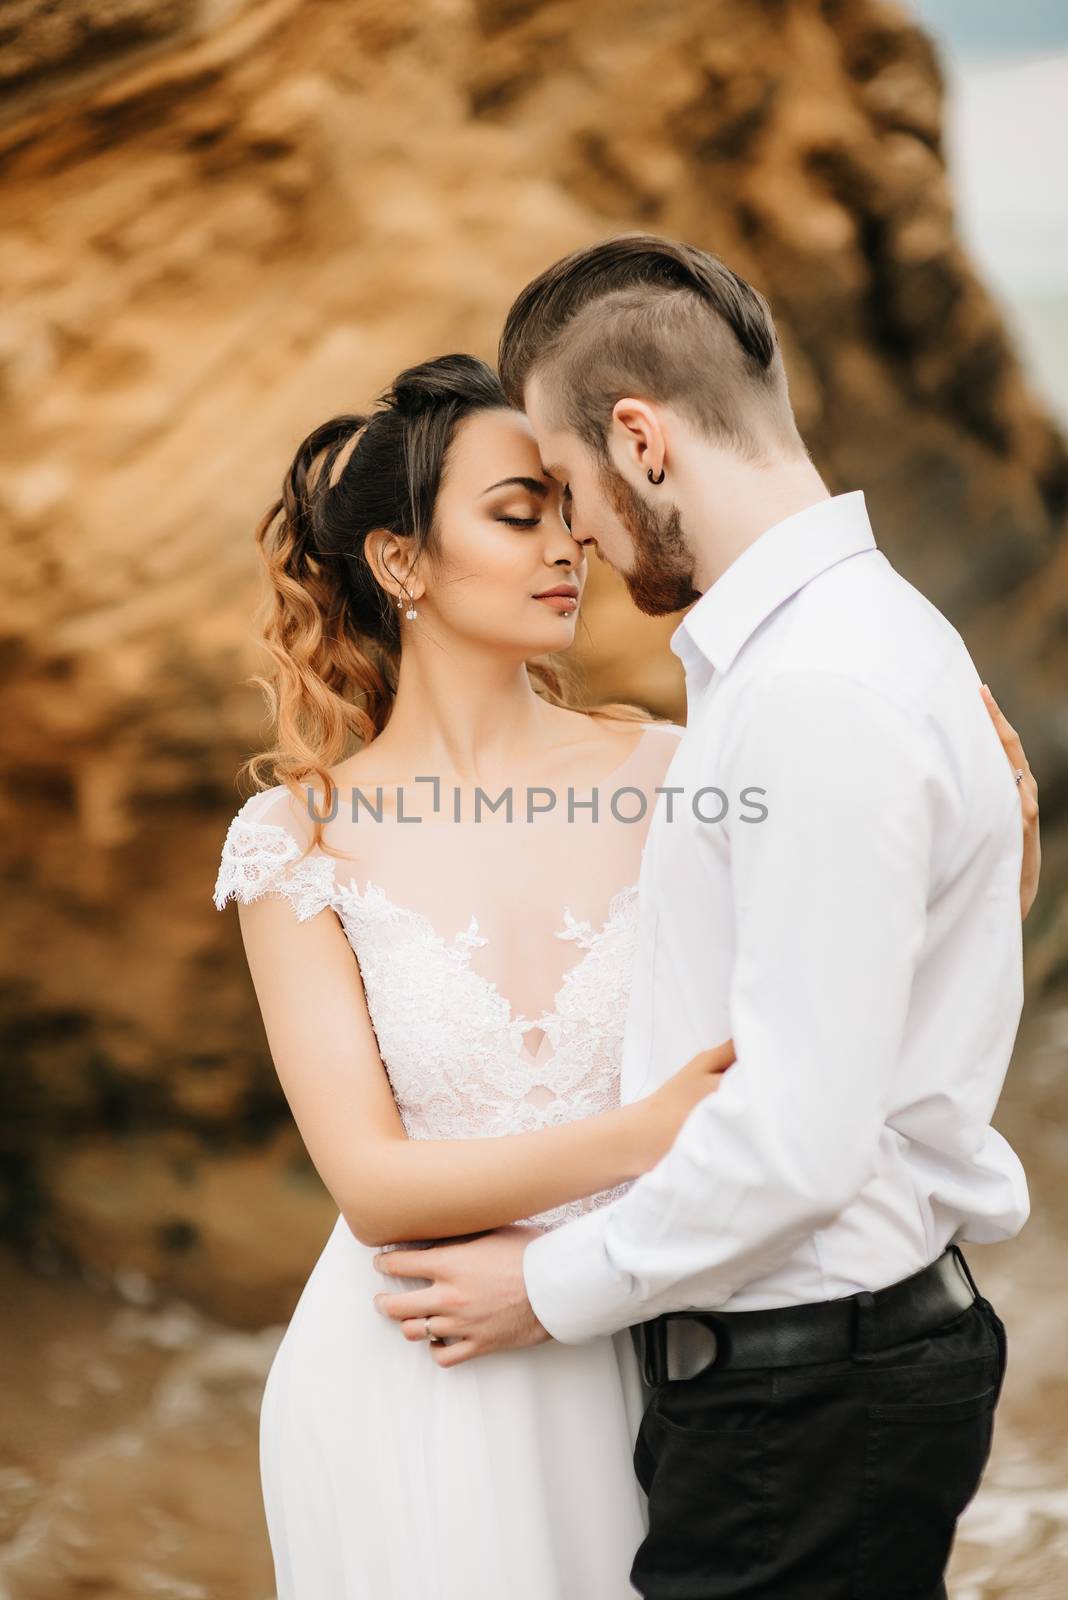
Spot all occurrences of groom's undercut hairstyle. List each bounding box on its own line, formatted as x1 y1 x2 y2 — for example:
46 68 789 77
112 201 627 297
497 234 808 466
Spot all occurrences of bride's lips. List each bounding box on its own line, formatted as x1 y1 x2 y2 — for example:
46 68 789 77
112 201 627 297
533 585 579 613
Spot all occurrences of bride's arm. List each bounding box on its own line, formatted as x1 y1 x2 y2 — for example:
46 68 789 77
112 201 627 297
236 892 733 1247
980 684 1041 919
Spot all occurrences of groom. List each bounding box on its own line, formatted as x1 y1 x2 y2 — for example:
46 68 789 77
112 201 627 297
373 235 1030 1597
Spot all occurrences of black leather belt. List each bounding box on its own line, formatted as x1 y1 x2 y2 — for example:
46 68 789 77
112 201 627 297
631 1245 981 1385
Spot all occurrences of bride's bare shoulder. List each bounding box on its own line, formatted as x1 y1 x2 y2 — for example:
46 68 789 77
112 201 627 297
583 707 685 747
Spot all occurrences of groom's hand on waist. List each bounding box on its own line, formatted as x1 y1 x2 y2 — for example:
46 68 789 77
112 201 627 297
372 1224 552 1367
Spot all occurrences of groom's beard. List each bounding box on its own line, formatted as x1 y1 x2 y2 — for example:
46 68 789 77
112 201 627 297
597 461 702 617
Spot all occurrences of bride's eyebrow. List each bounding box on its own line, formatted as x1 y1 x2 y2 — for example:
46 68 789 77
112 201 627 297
480 476 550 497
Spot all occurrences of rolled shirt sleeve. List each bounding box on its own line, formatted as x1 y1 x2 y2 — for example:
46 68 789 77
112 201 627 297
523 669 937 1344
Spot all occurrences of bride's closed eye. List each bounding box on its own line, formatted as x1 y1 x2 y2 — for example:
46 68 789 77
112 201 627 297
492 486 571 531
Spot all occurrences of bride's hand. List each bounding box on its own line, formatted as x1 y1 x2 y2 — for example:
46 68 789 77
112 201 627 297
980 684 1041 919
634 1039 736 1171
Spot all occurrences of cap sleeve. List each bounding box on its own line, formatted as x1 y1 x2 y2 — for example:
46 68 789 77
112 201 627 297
212 785 336 922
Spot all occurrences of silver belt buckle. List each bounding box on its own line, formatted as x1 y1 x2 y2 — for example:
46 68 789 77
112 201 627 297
665 1316 720 1381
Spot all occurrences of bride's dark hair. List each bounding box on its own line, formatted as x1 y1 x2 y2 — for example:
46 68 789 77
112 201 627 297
240 353 653 838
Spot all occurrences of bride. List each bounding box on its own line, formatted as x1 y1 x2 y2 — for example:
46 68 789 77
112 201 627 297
213 354 1040 1599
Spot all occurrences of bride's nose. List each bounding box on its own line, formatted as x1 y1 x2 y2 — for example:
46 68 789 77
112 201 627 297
546 531 586 570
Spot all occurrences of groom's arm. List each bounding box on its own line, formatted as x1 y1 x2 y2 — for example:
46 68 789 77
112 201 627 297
522 668 940 1344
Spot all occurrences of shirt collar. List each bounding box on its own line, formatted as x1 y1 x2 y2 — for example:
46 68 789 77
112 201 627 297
669 489 877 685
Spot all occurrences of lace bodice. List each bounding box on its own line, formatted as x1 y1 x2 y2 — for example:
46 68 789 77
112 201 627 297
213 720 684 1230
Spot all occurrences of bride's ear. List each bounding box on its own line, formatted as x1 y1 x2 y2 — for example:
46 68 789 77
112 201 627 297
366 529 422 605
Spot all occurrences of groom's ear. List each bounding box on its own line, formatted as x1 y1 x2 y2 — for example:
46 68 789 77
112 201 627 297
610 398 666 480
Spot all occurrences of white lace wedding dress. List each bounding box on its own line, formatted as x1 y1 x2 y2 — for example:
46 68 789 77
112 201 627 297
212 719 684 1599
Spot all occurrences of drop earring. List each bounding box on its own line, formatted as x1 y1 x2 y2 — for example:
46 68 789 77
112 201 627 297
398 589 418 621
647 465 665 486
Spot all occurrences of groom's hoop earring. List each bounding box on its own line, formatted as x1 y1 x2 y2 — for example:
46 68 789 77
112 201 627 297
647 465 665 486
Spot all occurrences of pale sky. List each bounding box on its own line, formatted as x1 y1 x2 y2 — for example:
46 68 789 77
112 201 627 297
909 1 1068 59
905 3 1068 294
907 4 1068 417
942 51 1068 296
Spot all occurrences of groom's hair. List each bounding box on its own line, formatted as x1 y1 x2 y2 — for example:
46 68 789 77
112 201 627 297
497 233 807 465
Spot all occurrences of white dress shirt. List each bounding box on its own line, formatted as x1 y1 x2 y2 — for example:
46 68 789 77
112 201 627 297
523 489 1030 1344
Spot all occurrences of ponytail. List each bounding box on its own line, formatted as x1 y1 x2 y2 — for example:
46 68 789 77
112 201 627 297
239 413 395 839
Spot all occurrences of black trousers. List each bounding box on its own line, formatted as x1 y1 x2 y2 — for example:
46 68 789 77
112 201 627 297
630 1272 1007 1599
